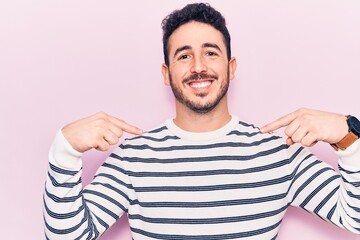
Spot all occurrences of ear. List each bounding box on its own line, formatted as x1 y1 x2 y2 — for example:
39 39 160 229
162 63 170 86
228 57 237 80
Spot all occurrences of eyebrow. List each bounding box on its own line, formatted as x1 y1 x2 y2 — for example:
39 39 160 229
174 45 191 58
173 42 223 58
202 43 222 53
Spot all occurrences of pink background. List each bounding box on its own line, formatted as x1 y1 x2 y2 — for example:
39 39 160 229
1 0 360 239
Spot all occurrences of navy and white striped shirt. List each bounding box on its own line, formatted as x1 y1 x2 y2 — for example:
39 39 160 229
44 116 360 239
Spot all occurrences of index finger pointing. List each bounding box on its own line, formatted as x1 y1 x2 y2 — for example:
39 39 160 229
260 112 297 133
108 116 143 135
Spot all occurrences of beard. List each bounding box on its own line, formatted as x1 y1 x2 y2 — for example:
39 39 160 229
168 68 230 114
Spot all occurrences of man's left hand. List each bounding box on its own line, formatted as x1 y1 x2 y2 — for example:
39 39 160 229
260 108 348 147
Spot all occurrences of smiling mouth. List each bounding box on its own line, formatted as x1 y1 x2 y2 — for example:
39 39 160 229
183 73 218 90
187 80 214 89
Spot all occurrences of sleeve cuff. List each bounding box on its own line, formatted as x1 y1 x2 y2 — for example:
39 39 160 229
336 139 360 171
48 129 83 170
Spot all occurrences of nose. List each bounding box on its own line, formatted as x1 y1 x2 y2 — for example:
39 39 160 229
190 55 207 73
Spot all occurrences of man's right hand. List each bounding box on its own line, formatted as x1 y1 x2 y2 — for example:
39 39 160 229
61 112 143 153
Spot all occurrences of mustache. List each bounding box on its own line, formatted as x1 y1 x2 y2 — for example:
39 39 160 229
183 73 218 84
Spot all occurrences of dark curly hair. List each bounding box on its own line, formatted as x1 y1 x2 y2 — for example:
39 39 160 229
161 3 231 66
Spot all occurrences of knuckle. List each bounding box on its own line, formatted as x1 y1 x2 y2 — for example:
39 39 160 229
96 111 108 119
99 142 109 151
116 129 124 138
299 114 310 122
106 135 115 143
111 138 119 145
310 127 319 135
92 142 100 149
94 118 108 127
99 146 109 151
298 107 308 113
284 128 292 137
93 131 104 141
301 139 309 146
296 107 308 117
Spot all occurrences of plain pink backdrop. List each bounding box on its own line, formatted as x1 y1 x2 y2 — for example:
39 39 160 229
1 0 360 239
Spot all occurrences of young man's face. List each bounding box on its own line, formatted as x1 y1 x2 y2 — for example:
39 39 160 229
162 21 237 114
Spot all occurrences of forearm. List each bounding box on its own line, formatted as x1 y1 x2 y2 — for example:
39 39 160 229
44 130 102 240
332 140 360 232
44 130 131 239
289 140 360 234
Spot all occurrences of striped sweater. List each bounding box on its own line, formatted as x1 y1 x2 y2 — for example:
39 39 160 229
44 115 360 239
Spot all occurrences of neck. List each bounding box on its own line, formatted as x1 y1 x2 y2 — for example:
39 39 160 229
173 96 231 132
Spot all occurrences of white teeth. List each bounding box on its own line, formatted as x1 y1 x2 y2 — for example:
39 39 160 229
190 81 211 88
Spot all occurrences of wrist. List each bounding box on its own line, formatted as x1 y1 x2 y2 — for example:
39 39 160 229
331 115 360 151
49 129 83 170
337 139 360 170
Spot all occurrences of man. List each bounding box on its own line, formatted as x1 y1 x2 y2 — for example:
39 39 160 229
44 3 360 239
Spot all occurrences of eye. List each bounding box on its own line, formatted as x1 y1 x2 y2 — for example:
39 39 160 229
206 51 218 57
178 54 190 60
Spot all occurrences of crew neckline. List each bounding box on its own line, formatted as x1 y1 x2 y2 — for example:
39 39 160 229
165 115 239 141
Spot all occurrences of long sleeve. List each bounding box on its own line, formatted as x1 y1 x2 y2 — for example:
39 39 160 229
44 118 360 239
287 140 360 233
44 130 131 240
